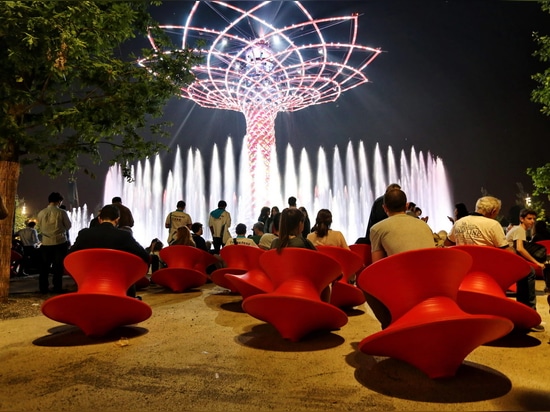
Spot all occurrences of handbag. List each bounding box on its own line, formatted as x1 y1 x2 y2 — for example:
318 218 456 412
523 241 548 263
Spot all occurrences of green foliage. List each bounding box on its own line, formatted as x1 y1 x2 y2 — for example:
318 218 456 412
527 163 550 197
0 1 202 180
532 1 550 115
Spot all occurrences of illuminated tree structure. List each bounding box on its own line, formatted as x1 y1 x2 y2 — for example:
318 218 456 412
140 1 381 209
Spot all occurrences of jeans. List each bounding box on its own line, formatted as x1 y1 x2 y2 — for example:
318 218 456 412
39 243 68 292
516 267 536 310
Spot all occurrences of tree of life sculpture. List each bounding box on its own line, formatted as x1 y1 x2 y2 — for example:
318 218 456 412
139 1 381 212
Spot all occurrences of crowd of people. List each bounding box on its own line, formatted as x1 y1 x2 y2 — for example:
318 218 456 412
6 186 550 332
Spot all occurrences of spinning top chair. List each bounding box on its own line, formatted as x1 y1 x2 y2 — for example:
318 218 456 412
152 246 219 292
41 249 152 337
210 245 265 293
316 246 366 308
454 245 541 330
349 243 372 273
242 249 348 342
357 248 513 379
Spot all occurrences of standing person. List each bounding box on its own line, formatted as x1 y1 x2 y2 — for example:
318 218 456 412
506 208 545 330
209 200 231 254
36 192 72 294
16 221 40 275
257 206 270 226
70 204 149 298
299 206 311 237
367 189 435 328
111 197 134 230
307 209 349 249
288 196 297 208
265 206 280 234
363 183 401 244
0 193 8 220
226 223 259 247
165 200 192 244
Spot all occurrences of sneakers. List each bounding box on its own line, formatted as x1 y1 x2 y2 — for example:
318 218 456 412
531 324 545 332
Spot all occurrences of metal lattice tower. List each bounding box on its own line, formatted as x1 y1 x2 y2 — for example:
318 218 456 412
139 1 381 211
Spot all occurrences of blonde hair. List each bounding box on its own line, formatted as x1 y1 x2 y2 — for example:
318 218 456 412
475 196 501 217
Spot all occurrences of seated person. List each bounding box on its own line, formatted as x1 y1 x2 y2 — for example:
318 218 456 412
248 222 265 245
226 223 259 247
69 204 149 297
191 222 211 252
307 209 349 249
170 226 196 247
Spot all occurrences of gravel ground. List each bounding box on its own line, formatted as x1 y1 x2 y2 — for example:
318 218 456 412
0 294 45 320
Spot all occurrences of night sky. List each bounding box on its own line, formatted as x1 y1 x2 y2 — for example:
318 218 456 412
17 0 550 225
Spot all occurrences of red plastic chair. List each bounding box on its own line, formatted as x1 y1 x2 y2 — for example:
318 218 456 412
349 243 372 270
454 245 541 330
219 246 272 299
316 246 365 308
152 245 218 292
210 245 265 292
41 249 152 337
242 249 348 342
357 248 513 378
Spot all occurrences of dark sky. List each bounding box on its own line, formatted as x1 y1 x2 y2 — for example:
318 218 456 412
18 0 550 221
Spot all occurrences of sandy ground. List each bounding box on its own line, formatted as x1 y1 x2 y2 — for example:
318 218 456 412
1 278 550 412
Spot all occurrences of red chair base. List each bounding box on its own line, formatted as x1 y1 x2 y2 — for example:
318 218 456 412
42 293 152 337
359 298 513 378
225 270 273 300
458 272 541 330
330 281 366 308
135 276 151 290
210 268 246 292
243 294 348 342
458 290 541 330
151 267 207 292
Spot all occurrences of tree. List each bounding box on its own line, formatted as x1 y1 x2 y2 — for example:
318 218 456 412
529 1 550 210
0 1 202 300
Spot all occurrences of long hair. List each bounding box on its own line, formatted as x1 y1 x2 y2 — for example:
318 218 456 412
277 208 304 253
171 226 195 247
312 209 332 238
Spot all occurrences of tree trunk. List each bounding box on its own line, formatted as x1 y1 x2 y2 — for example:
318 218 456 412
0 160 21 302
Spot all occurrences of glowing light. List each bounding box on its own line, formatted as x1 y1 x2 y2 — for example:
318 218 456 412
139 1 381 212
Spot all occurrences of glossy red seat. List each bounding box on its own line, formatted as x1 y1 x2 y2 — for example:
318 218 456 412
41 249 151 337
349 243 372 271
242 249 348 342
210 245 265 292
316 246 365 308
454 245 541 330
152 245 218 292
357 248 513 378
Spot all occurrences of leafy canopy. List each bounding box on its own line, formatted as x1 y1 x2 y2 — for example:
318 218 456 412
0 0 202 179
529 1 550 199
